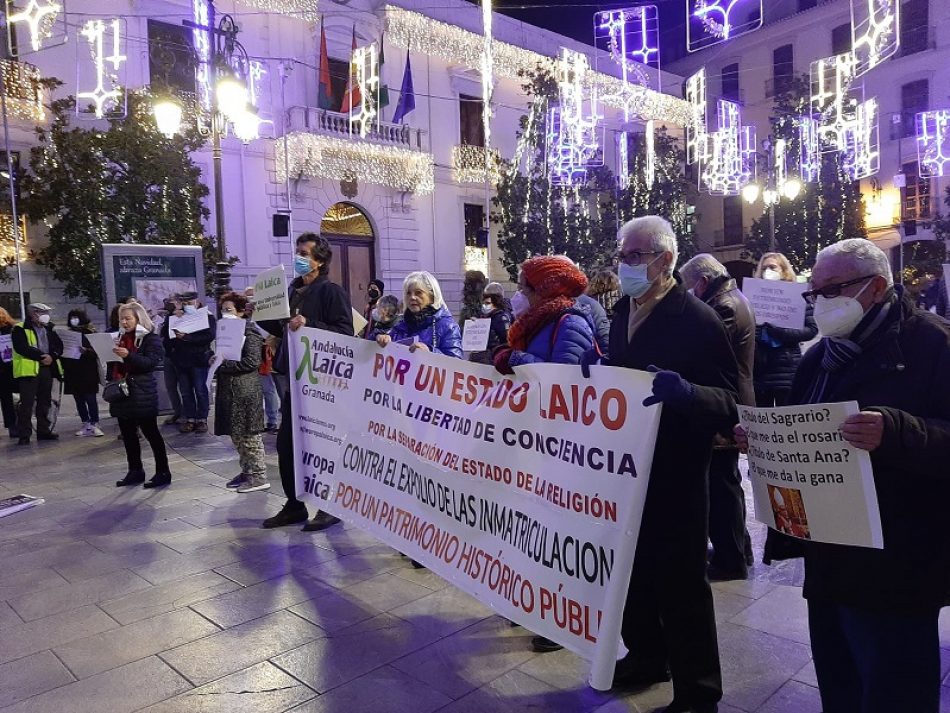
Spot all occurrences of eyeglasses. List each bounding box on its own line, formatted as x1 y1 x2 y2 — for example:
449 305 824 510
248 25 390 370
801 275 876 304
614 250 661 266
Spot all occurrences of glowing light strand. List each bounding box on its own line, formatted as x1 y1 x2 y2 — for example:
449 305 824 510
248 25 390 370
850 0 899 77
687 0 762 52
916 109 950 178
685 68 707 165
547 49 603 186
7 0 62 53
77 19 126 119
235 0 319 22
453 144 500 183
192 0 212 113
701 99 755 196
840 97 879 179
594 7 659 70
810 52 857 150
350 44 378 138
798 115 821 183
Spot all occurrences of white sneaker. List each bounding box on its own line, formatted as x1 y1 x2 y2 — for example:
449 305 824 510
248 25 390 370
75 423 91 436
90 424 105 437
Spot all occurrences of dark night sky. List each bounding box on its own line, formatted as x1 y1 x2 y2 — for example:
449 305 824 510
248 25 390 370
490 0 691 65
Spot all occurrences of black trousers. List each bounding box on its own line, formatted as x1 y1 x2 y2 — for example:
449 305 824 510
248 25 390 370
708 449 752 572
621 554 722 707
118 416 169 474
0 374 15 430
754 386 790 408
809 599 939 713
276 394 307 514
16 367 54 438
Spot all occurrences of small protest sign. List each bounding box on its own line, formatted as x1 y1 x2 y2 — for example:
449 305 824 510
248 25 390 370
352 308 368 336
461 319 491 351
739 401 883 549
252 265 290 321
86 332 122 363
168 307 210 337
0 334 13 362
57 330 83 360
742 277 808 330
214 318 245 361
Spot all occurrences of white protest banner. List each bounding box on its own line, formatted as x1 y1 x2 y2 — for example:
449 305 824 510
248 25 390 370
0 334 11 362
168 307 210 337
739 401 882 549
57 330 83 360
214 318 246 361
289 328 661 689
461 319 491 352
742 277 808 330
252 265 290 321
86 332 121 363
351 308 368 336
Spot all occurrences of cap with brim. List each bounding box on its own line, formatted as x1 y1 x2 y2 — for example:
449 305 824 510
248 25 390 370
483 282 504 297
179 291 199 301
28 303 52 312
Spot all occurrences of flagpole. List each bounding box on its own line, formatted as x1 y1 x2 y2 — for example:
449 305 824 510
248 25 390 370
279 60 294 254
481 0 493 279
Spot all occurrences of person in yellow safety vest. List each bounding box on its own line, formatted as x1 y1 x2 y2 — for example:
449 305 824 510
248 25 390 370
11 303 63 445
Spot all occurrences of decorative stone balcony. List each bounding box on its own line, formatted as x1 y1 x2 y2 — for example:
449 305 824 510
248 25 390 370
287 106 427 152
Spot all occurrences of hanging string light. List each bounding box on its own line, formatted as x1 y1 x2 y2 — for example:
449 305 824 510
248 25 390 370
76 19 126 119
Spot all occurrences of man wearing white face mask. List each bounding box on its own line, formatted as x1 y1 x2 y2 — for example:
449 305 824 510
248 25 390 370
596 217 739 713
733 238 950 713
11 303 63 445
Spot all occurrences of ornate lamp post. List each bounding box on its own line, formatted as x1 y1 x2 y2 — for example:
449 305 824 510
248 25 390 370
742 136 802 252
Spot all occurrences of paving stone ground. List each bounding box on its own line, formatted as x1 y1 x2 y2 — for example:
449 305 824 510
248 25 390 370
2 405 949 712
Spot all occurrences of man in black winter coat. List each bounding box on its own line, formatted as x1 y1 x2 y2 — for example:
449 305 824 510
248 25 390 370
260 233 353 532
738 238 950 713
605 217 739 713
681 254 756 580
11 303 63 444
169 291 215 434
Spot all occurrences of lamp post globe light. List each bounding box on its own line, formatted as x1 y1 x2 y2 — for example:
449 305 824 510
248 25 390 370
741 137 803 252
152 0 260 299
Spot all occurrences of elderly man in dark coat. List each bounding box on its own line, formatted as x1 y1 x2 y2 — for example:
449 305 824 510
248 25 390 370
681 254 756 580
738 238 950 713
600 217 739 713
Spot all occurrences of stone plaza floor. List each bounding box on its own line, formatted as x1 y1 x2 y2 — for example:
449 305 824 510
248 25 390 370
1 407 949 713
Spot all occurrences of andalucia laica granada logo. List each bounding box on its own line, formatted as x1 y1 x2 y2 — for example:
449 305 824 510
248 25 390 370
295 335 355 396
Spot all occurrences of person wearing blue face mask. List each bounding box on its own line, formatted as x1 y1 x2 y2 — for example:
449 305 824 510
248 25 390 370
169 291 215 434
590 216 740 713
258 232 353 532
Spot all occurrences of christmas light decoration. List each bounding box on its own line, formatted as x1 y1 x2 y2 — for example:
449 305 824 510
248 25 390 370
774 137 787 191
593 6 660 70
840 97 879 179
236 0 319 22
810 52 857 149
248 60 266 108
701 99 755 196
916 110 950 178
276 132 434 194
192 0 212 113
464 245 489 275
644 119 656 188
481 0 493 159
0 213 26 262
687 0 762 52
76 19 126 119
798 115 821 182
685 68 707 165
385 5 690 125
850 0 899 77
547 49 603 186
350 44 379 138
0 58 45 121
6 0 62 53
453 144 500 183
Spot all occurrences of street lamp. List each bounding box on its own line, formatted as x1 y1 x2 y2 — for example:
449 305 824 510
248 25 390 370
742 137 803 252
154 1 259 299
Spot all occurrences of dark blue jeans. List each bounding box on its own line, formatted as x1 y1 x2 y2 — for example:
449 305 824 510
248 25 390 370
808 599 939 713
73 392 99 423
176 365 210 421
163 356 182 418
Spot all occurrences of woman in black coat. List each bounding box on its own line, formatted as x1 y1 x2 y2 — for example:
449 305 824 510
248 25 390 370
0 307 16 437
752 253 818 406
111 303 171 489
62 309 103 437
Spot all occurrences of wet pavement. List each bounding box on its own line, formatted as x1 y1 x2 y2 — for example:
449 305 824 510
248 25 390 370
1 406 948 712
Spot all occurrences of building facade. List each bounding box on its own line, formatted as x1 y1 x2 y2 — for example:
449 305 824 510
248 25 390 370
0 0 687 320
667 0 948 275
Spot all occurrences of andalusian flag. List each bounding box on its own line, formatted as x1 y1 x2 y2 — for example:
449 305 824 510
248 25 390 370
317 18 334 110
378 33 390 112
339 25 362 113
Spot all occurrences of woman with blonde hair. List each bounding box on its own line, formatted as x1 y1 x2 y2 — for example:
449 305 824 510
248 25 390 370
110 302 171 489
752 252 817 407
586 267 622 321
0 306 16 436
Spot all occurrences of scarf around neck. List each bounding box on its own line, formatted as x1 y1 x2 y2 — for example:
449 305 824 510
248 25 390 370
507 296 574 352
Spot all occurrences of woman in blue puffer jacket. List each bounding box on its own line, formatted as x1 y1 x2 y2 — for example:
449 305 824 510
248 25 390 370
376 271 463 358
493 255 595 373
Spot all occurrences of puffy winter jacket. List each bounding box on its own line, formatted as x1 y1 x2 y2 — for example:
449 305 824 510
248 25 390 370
109 332 163 421
575 294 610 357
509 306 595 368
753 302 817 393
389 306 463 358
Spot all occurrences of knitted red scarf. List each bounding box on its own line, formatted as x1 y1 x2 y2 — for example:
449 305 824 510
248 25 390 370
507 296 574 352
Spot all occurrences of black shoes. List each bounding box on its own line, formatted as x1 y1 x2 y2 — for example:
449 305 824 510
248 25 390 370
16 437 29 446
612 660 672 689
707 563 748 582
143 472 172 489
302 511 341 532
531 635 563 653
116 469 146 487
36 432 59 441
262 504 309 529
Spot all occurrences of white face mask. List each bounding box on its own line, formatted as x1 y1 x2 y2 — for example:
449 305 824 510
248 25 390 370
69 317 80 327
481 303 494 315
813 281 872 339
37 314 51 325
763 268 781 281
183 304 197 315
510 291 530 318
221 313 239 319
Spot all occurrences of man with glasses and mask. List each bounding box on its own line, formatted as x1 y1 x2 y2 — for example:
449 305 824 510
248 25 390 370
735 238 950 713
590 216 739 713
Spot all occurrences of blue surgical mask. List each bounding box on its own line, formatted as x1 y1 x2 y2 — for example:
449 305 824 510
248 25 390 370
618 258 661 299
481 304 493 315
294 256 312 276
183 305 197 315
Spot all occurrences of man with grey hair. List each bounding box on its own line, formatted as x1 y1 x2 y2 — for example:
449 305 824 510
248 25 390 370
681 254 756 581
601 216 739 712
736 237 950 713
